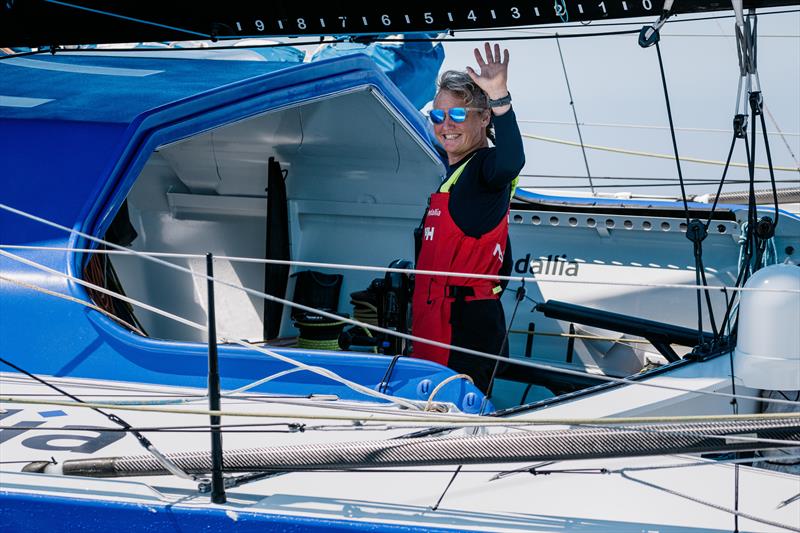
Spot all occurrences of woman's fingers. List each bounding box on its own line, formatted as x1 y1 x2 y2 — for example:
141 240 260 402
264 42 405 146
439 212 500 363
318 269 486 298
473 47 487 68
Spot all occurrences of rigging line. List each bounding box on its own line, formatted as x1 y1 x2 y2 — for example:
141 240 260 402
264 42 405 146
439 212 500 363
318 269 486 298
41 0 209 39
1 209 798 408
224 367 306 396
525 181 757 189
0 395 492 425
517 119 800 137
620 471 800 533
0 425 299 434
5 393 800 425
704 132 739 231
0 274 144 335
517 174 798 182
758 103 782 231
486 285 527 410
6 250 800 410
435 284 528 509
520 133 800 172
654 39 717 344
9 412 795 449
746 95 760 281
494 453 800 481
0 250 420 411
764 104 800 170
616 453 800 474
3 245 797 296
554 33 594 193
0 356 198 482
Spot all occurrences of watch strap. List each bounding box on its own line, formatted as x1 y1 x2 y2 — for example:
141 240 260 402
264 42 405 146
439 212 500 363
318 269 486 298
488 92 512 108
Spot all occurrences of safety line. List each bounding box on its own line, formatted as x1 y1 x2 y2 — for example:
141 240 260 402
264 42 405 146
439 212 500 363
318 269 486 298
5 247 800 410
0 274 144 335
2 395 799 426
521 132 800 172
1 204 799 407
516 118 800 137
3 244 799 295
0 250 421 411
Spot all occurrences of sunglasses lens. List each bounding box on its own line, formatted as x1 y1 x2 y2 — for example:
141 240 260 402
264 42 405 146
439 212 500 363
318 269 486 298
429 109 445 124
449 107 467 122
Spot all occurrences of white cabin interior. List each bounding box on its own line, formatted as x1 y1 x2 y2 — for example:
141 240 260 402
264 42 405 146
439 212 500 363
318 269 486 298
108 87 442 343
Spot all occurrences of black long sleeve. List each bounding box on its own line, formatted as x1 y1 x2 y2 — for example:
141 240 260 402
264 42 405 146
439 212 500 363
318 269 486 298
446 108 526 238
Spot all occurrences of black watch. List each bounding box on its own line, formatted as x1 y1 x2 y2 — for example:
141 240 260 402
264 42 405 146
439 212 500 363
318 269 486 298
488 92 512 108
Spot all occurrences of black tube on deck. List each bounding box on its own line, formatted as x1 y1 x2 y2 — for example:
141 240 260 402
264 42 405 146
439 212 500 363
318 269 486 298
206 253 226 504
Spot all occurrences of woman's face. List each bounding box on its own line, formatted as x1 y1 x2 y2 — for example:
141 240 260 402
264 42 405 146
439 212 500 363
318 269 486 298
432 90 490 164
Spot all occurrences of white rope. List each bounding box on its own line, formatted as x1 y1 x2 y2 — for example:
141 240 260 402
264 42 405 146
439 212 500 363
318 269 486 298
3 395 800 426
0 274 145 335
3 244 799 295
3 247 800 409
1 203 799 407
0 249 420 411
425 374 473 412
517 118 800 137
521 132 800 172
224 367 307 396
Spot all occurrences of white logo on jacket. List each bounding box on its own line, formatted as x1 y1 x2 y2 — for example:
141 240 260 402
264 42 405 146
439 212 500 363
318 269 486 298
424 227 435 241
493 243 504 263
427 208 441 217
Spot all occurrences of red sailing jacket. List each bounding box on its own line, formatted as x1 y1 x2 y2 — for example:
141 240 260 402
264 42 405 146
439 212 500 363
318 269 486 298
411 157 516 366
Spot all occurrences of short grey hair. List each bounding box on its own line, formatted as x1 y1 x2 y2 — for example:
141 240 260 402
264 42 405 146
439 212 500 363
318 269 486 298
437 70 489 109
436 70 494 142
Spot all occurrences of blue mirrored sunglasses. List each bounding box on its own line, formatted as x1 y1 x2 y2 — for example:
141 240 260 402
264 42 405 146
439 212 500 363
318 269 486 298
428 107 485 124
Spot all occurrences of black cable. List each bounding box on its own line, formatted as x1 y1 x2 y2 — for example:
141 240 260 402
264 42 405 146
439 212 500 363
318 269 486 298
1 356 150 447
757 109 781 231
519 382 535 405
704 133 739 231
747 94 760 278
0 356 194 479
431 284 527 511
695 251 719 339
654 38 718 347
482 283 527 410
654 41 691 226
